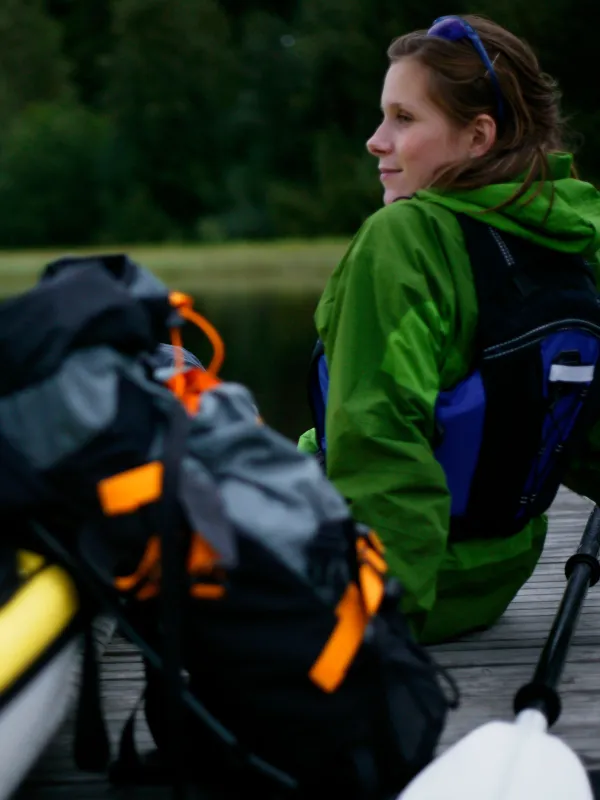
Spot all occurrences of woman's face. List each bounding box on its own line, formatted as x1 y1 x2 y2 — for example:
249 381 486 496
367 57 476 204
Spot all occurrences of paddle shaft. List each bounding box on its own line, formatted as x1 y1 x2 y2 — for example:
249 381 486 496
514 505 600 725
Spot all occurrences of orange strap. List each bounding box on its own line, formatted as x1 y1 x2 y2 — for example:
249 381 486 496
191 584 226 599
367 529 385 555
98 462 163 516
309 531 387 693
359 563 385 615
188 535 226 599
114 535 161 599
357 536 387 574
114 531 226 601
309 582 367 693
356 532 387 614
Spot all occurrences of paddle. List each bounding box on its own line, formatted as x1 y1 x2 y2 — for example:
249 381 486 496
398 504 600 800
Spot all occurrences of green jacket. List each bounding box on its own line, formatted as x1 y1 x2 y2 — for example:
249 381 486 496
299 153 600 644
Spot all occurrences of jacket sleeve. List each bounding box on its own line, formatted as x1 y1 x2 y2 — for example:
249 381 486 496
316 203 464 616
298 427 319 454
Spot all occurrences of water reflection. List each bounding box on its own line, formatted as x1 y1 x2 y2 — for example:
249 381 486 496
181 292 320 441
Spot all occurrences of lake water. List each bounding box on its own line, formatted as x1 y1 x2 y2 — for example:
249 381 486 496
168 291 321 441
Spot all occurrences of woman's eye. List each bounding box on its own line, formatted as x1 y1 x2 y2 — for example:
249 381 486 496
396 112 412 123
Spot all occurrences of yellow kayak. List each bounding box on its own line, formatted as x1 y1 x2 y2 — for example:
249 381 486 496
0 551 80 800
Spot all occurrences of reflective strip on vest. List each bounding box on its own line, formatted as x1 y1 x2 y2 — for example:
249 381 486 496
549 364 595 383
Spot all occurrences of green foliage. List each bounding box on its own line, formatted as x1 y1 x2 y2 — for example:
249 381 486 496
0 102 112 246
45 0 113 107
0 0 596 247
106 0 237 229
0 0 71 129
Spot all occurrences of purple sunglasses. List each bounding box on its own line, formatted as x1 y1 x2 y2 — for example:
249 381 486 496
427 15 505 123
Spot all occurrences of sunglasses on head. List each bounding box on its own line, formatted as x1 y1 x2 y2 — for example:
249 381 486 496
427 15 505 124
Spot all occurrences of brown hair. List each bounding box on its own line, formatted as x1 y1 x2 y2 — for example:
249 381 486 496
387 14 574 211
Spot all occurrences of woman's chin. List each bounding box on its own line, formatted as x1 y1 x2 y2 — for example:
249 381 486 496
383 183 412 205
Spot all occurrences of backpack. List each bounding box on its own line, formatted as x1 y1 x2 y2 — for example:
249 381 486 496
307 213 600 542
0 253 455 799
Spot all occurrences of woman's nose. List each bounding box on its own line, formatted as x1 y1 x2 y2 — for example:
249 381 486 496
366 123 393 157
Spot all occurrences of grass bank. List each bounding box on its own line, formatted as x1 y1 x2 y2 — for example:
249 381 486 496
0 239 349 295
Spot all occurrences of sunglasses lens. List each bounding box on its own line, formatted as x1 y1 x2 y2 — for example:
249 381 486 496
427 15 505 123
427 17 468 41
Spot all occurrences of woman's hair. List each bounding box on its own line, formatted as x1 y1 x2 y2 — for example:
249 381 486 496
387 15 574 210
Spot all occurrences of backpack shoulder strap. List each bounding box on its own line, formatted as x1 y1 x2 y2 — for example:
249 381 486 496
455 212 599 354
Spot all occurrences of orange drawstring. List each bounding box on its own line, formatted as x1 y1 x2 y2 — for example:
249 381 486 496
169 325 186 398
178 305 225 376
168 291 225 377
167 291 226 408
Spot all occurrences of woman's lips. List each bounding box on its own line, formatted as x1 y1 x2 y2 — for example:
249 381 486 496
379 169 403 182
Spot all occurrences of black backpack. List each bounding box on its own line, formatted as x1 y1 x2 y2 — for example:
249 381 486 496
436 214 600 541
308 214 600 542
0 252 456 799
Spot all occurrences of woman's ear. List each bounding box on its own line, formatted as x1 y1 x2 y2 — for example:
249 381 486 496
468 113 497 158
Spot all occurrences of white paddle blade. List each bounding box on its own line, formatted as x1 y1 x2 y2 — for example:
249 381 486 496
399 711 593 800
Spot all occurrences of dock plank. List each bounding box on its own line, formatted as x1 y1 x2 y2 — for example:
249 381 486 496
432 488 600 763
15 487 600 797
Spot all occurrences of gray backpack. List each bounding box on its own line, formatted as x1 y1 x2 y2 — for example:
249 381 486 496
0 252 456 798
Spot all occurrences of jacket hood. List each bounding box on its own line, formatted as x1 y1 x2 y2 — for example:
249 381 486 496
417 153 600 257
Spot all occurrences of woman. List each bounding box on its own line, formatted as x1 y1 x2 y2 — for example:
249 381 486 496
299 15 600 644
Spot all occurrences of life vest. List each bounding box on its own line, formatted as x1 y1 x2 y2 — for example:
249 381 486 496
308 213 600 541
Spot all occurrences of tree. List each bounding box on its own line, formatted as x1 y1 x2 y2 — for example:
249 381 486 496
106 0 238 233
45 0 113 107
0 102 113 246
0 0 597 246
0 0 71 131
210 9 311 238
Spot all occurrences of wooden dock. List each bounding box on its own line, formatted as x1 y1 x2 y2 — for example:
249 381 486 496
14 487 600 798
433 488 600 764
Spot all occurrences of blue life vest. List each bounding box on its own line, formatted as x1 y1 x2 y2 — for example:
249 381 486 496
307 213 600 541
